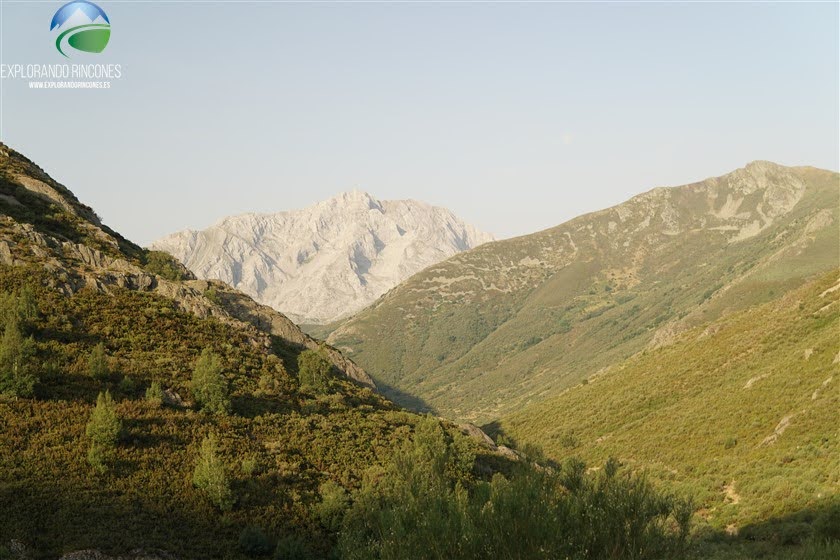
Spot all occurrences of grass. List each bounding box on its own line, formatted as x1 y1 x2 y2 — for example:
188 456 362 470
328 164 839 424
498 270 840 542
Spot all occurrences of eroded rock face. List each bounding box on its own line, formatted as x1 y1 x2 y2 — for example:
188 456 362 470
0 144 375 389
152 190 494 324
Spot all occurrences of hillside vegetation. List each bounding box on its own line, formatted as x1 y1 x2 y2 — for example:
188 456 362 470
499 270 839 549
328 162 839 423
0 144 697 559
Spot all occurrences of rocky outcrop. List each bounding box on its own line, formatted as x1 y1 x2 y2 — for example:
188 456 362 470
0 153 375 389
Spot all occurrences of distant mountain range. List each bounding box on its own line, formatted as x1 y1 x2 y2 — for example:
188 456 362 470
151 191 493 324
325 161 839 423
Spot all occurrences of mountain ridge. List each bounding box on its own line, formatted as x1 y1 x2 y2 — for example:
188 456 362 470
326 160 839 423
151 190 494 324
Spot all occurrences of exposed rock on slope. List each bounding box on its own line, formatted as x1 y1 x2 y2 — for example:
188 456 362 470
0 143 374 388
327 161 839 422
151 190 493 324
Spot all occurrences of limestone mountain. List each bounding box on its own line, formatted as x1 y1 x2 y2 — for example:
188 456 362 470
151 191 494 324
327 161 839 423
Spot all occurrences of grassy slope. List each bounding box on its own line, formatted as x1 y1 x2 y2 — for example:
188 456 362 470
0 264 445 558
329 164 839 423
499 270 840 535
0 147 495 558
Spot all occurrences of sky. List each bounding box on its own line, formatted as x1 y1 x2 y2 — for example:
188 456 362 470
0 1 838 246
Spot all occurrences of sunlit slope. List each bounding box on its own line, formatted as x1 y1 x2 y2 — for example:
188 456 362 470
500 270 840 532
329 162 839 422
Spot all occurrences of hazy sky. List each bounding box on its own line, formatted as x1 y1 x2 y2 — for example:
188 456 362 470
1 1 838 245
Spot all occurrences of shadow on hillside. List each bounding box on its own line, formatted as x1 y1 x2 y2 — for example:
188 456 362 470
0 481 241 559
479 420 518 447
373 380 438 415
693 498 840 559
233 394 290 418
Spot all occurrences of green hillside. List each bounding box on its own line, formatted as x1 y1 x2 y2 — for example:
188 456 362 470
498 270 840 547
0 144 702 559
327 162 839 423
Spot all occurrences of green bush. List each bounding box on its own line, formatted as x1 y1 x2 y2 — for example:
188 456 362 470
86 390 121 447
814 503 840 542
87 444 109 474
85 390 121 473
143 250 186 282
118 375 138 396
0 315 37 397
145 381 165 408
192 433 234 511
238 525 272 556
191 348 230 414
297 349 332 393
273 535 314 560
338 416 690 560
87 342 109 381
313 480 349 531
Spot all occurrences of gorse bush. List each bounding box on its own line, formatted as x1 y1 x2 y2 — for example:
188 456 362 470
191 348 230 414
193 433 234 511
297 349 332 393
87 342 109 381
338 416 691 560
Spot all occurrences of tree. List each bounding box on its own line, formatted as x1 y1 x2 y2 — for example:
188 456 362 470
145 381 165 408
0 316 37 398
87 342 109 381
16 285 38 323
86 390 122 473
193 433 234 511
191 348 230 414
297 349 332 393
86 390 121 447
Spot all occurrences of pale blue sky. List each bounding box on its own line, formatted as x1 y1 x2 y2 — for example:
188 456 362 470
1 1 838 245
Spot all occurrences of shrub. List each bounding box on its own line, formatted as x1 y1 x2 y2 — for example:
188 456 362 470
193 433 234 511
238 525 272 556
338 416 690 560
145 381 165 408
273 535 314 560
86 390 121 447
143 250 186 281
87 444 109 474
118 375 138 396
0 316 37 397
814 503 840 542
313 480 349 531
87 342 109 381
297 349 332 393
241 456 259 477
191 348 230 414
86 390 121 473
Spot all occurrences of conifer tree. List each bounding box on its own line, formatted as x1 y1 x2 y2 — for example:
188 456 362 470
191 348 230 414
193 433 234 511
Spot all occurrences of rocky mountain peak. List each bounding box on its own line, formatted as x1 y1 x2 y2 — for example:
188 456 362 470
152 192 494 324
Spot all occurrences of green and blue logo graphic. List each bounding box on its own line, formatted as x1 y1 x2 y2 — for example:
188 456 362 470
50 1 110 58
